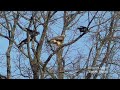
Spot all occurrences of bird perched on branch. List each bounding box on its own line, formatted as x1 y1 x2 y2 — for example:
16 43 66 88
18 28 39 48
18 38 32 48
77 26 88 33
25 28 39 37
48 35 65 46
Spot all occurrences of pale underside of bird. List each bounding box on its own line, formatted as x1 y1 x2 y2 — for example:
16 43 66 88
48 35 65 46
49 39 62 46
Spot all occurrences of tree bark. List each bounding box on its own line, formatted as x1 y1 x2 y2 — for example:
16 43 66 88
57 50 64 79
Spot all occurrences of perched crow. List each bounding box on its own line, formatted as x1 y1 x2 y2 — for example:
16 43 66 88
18 28 39 48
77 26 88 33
25 28 40 37
18 38 32 48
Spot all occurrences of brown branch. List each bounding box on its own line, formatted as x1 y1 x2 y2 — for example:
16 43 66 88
0 33 29 58
35 12 51 62
87 11 98 28
43 31 87 72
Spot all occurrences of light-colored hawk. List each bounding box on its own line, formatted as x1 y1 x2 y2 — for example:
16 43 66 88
48 35 65 46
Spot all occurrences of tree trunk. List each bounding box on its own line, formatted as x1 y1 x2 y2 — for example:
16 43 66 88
57 50 64 79
6 31 12 79
30 61 40 79
6 51 11 79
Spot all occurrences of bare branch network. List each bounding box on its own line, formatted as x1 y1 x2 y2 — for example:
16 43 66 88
0 11 120 79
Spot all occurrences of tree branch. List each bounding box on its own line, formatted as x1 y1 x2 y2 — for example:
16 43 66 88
43 31 87 71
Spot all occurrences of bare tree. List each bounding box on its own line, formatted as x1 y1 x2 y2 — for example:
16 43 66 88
0 11 119 79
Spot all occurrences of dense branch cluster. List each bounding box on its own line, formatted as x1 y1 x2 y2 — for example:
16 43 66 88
18 28 39 48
